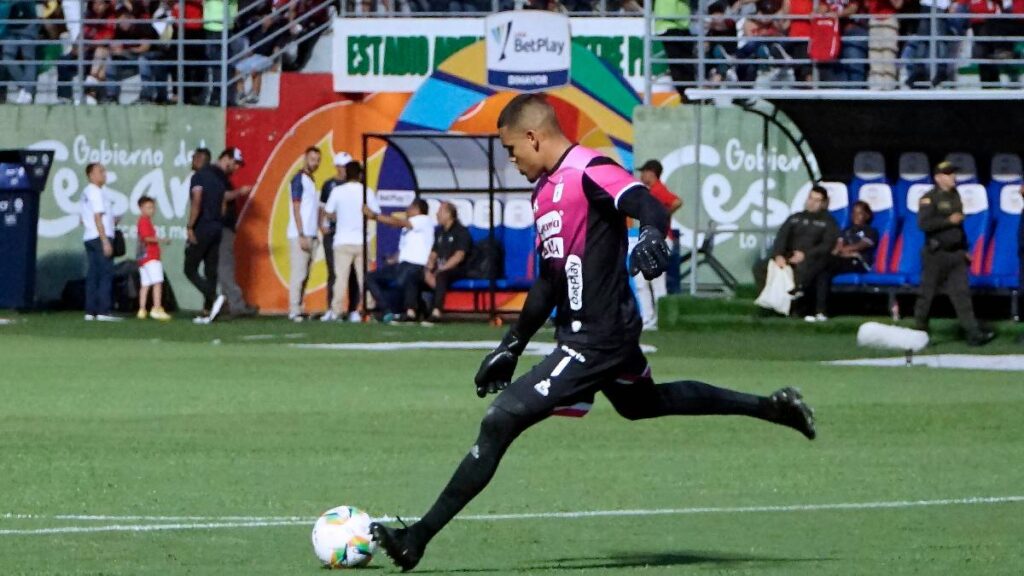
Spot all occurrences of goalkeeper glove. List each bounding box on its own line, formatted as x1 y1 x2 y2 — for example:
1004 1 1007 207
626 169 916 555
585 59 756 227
629 225 670 281
475 329 525 398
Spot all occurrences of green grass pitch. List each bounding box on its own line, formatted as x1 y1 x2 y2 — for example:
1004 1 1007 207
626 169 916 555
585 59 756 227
0 311 1021 575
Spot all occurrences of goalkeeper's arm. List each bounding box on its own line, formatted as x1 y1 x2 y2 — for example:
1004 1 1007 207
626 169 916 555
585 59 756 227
474 274 556 397
618 187 672 280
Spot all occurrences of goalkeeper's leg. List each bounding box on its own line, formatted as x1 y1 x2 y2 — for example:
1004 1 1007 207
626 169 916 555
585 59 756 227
602 350 815 439
370 366 560 571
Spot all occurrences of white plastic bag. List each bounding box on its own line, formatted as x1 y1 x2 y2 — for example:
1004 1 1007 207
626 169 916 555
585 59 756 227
755 262 796 316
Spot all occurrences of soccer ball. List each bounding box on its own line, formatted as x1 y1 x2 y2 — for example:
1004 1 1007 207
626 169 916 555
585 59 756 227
311 505 376 569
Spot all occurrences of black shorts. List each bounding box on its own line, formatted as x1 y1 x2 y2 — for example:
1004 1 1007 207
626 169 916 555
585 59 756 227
501 343 652 419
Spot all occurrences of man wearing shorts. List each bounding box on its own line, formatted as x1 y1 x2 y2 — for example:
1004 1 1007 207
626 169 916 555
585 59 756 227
369 94 818 571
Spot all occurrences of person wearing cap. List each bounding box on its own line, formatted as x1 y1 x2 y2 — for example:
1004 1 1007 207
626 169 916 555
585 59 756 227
319 151 351 315
635 159 683 330
913 161 995 346
287 146 323 321
185 147 247 323
321 157 380 322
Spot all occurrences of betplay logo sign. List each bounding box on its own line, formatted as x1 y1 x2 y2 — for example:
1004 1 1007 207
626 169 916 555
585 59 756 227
485 11 570 91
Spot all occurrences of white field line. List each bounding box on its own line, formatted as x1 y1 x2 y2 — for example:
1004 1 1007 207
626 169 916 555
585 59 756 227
1 495 1021 536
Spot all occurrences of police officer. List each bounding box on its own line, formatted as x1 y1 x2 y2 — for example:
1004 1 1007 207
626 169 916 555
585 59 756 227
913 161 995 346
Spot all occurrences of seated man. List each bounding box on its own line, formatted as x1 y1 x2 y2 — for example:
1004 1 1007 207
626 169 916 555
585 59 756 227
752 184 839 320
424 201 472 323
830 200 878 274
108 6 162 103
364 199 435 323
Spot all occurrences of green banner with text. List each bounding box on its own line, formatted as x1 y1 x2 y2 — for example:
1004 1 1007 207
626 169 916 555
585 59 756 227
633 105 819 285
0 106 225 310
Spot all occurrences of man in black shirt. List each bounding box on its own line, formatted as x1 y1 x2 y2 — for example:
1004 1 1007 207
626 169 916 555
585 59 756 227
424 202 472 322
369 93 816 572
753 185 840 319
185 147 245 322
914 161 994 346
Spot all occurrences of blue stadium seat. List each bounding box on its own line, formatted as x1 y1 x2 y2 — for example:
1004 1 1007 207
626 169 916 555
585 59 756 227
957 184 992 286
850 151 887 199
988 153 1022 225
895 152 929 217
451 198 504 291
502 198 536 289
834 182 899 287
976 183 1022 289
863 183 933 286
945 152 978 185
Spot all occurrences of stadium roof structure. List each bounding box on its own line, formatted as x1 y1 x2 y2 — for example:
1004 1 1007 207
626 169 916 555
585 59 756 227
361 132 534 194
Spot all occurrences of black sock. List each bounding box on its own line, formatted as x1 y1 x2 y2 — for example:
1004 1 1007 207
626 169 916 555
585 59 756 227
411 403 536 545
608 379 770 421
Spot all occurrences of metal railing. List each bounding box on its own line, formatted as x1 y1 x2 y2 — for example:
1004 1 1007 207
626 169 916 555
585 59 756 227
0 0 335 106
642 3 1024 101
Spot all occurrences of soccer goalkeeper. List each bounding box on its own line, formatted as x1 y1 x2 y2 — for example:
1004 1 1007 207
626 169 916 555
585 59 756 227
371 93 816 571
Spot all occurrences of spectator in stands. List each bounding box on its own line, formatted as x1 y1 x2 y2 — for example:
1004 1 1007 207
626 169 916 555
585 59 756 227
704 1 740 83
906 0 961 87
780 0 814 82
186 147 244 323
961 0 1001 86
989 0 1024 82
55 0 116 104
234 11 282 105
81 162 123 322
866 0 903 89
424 201 472 323
654 0 695 98
635 160 682 330
2 1 40 104
830 200 878 274
752 184 838 321
170 0 205 104
107 6 162 103
364 199 435 323
913 161 995 345
734 0 789 85
203 0 238 105
287 146 322 322
322 158 380 323
821 0 869 86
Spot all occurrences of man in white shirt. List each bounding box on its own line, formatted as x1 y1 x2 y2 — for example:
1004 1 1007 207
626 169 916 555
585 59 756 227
287 146 322 321
364 198 435 323
321 159 379 322
80 162 124 321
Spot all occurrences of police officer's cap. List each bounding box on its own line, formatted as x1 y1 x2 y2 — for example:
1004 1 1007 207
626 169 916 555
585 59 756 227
934 160 958 175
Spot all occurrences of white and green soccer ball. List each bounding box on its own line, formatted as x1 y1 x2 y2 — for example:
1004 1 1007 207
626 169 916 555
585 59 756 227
311 505 376 569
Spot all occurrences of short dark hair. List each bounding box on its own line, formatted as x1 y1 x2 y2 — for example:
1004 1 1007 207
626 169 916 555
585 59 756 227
194 147 211 160
305 146 321 156
137 196 155 208
497 93 554 130
344 161 362 181
639 159 663 178
853 200 874 223
411 198 429 215
85 162 101 177
810 184 829 201
439 201 458 221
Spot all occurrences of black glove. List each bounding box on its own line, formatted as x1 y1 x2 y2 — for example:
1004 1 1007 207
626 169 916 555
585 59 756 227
475 329 525 398
629 225 670 280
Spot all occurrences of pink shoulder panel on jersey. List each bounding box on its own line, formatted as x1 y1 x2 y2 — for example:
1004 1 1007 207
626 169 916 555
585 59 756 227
574 147 644 207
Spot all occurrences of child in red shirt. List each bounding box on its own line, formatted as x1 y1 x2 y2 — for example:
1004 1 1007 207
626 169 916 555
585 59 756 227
136 197 172 320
